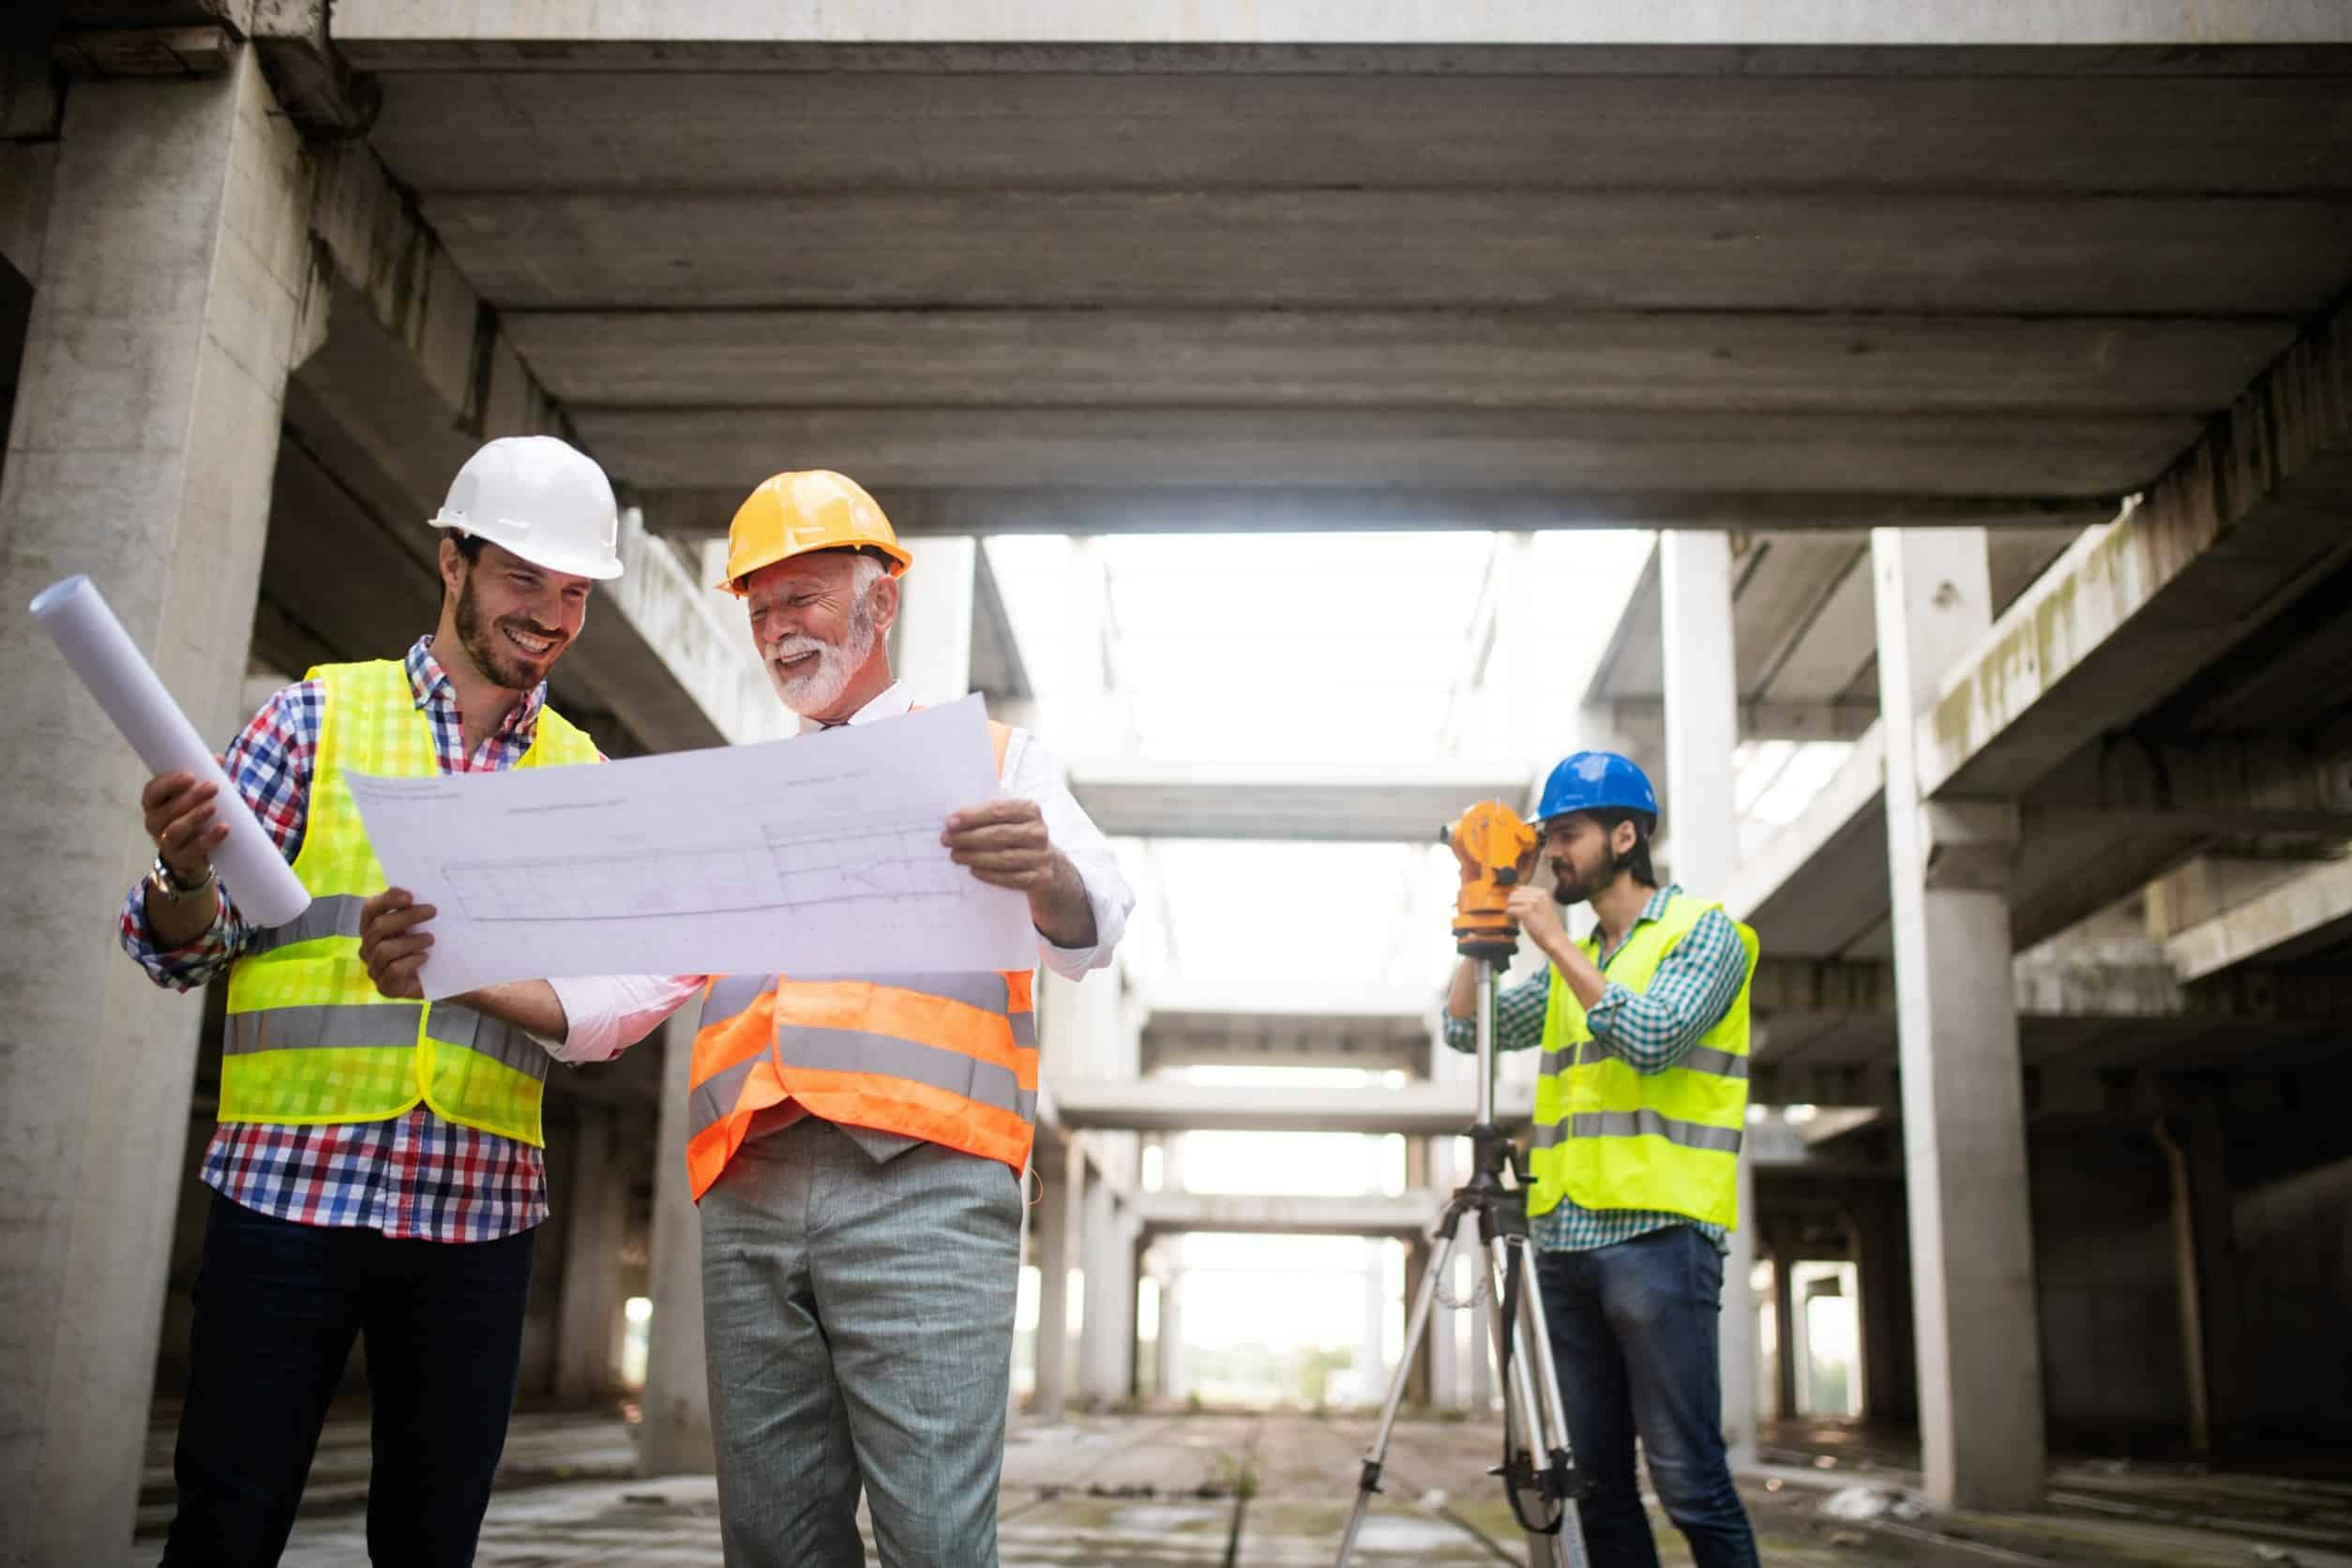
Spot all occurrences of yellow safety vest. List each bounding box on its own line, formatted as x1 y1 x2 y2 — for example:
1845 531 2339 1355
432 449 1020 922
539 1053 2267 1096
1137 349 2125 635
219 660 601 1147
1527 895 1758 1229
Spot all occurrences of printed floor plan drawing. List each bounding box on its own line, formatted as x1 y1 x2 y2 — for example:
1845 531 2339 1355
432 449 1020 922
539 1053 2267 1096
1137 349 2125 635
349 696 1034 996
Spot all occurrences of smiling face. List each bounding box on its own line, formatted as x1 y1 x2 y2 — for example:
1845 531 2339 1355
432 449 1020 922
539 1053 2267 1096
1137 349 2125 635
742 550 899 719
440 536 593 692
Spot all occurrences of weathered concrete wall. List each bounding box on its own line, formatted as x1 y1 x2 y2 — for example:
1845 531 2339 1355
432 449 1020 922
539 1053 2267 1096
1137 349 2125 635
2229 1085 2352 1446
2029 1127 2194 1447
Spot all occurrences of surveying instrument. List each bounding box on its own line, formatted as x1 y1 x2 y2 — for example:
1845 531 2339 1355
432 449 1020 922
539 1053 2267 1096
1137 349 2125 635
1334 801 1591 1567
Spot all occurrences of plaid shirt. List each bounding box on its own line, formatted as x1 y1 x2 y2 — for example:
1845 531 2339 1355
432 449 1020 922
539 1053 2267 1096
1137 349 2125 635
119 638 570 1244
1445 884 1748 1254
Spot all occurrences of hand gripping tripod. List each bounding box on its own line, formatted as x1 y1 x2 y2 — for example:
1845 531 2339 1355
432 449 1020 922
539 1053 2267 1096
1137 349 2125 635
1334 803 1591 1568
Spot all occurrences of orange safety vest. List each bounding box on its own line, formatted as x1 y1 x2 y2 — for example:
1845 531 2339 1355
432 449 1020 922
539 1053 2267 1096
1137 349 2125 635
685 719 1037 1200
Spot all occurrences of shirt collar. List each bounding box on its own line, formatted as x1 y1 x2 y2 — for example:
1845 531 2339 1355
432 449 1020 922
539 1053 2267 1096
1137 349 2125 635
798 680 910 734
1589 883 1682 960
408 635 549 736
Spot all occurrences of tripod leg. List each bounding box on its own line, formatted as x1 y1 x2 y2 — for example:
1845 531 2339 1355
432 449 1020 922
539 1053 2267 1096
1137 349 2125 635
1474 1231 1569 1568
1506 1236 1590 1568
1335 1214 1464 1567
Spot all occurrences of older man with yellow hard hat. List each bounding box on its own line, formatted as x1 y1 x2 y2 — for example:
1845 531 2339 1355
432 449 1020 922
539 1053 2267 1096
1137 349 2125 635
360 471 1132 1567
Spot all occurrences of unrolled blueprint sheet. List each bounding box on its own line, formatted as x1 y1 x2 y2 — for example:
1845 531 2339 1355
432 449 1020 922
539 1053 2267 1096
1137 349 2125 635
348 695 1034 999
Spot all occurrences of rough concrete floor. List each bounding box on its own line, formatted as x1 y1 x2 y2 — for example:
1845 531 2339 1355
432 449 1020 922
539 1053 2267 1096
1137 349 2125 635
132 1406 2352 1566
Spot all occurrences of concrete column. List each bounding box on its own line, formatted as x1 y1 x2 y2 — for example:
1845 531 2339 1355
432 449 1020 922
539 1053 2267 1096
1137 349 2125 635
2182 1096 2250 1448
1426 1138 1461 1409
1030 1142 1084 1419
1078 1173 1134 1403
1872 527 2045 1510
1852 1187 1914 1427
0 51 315 1563
1659 531 1757 1466
892 535 976 705
1154 1244 1185 1402
553 1105 629 1400
640 1020 715 1474
1772 1256 1799 1422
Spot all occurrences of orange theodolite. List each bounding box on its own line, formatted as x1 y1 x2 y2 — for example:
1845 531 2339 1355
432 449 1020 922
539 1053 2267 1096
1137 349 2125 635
1446 799 1539 963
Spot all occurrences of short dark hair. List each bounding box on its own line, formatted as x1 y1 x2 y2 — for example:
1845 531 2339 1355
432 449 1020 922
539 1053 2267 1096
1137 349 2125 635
1588 807 1659 889
450 531 488 565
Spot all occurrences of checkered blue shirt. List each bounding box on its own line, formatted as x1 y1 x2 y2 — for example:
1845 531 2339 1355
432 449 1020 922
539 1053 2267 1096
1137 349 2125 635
118 638 572 1243
1444 884 1747 1254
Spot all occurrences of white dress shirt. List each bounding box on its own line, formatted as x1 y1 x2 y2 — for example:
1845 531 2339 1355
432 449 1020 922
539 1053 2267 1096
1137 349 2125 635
542 682 1131 1064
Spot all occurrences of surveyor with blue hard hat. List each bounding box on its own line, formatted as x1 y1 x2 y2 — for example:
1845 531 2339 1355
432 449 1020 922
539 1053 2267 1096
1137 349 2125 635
1443 749 1763 1568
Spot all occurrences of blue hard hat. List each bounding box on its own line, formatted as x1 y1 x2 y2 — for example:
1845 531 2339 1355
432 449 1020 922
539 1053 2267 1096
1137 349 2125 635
1535 750 1658 825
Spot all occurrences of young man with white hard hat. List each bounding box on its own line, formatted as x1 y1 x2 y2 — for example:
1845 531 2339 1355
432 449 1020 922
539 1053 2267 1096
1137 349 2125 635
121 435 626 1566
357 471 1133 1567
1443 752 1762 1568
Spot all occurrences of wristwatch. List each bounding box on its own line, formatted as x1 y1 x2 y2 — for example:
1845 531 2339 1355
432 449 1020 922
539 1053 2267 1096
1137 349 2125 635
148 852 219 901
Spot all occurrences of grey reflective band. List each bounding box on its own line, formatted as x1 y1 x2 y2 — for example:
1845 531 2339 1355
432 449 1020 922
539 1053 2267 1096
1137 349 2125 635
773 1026 1037 1123
225 1001 548 1082
702 973 777 1029
1681 1046 1749 1080
226 1002 418 1054
248 894 368 954
1545 1041 1746 1080
690 1054 763 1138
1010 1011 1037 1049
1539 1108 1743 1153
427 1003 550 1082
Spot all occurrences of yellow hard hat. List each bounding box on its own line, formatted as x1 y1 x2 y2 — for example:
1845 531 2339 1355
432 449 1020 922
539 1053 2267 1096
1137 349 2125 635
715 470 912 596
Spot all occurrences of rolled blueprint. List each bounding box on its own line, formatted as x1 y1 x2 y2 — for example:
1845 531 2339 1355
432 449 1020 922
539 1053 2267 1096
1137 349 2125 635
30 575 310 927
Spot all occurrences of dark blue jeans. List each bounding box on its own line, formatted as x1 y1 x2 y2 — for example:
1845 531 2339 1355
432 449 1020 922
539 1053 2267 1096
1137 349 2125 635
161 1195 535 1567
1536 1226 1760 1568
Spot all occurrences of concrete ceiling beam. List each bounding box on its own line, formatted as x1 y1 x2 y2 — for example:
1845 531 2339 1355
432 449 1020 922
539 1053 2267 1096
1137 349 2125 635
2164 856 2352 982
1067 759 1534 841
1919 294 2352 801
579 406 2186 499
512 309 2297 417
635 487 2105 539
425 189 2352 319
325 3 2352 53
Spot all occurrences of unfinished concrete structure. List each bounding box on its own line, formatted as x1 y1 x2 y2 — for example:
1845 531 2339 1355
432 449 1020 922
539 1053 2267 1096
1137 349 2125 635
4 4 2350 1560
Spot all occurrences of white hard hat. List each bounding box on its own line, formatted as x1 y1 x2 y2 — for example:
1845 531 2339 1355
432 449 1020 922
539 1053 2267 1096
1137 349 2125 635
430 435 624 581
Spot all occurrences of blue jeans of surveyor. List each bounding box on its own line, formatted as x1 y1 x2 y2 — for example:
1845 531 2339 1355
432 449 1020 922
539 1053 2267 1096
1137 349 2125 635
1537 1224 1761 1568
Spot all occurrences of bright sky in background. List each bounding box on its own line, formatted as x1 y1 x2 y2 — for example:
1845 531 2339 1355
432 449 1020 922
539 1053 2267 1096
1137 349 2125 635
985 529 1844 1389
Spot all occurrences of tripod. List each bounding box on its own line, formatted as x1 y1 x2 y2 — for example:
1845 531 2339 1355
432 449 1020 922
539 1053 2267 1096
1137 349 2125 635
1334 952 1591 1567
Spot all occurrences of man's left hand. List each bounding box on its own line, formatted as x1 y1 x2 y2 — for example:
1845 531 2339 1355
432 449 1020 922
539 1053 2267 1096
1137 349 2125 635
1505 884 1568 953
943 798 1062 892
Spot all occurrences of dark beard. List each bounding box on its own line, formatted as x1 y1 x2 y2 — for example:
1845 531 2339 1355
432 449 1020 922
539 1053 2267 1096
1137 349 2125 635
455 571 550 692
1551 840 1621 908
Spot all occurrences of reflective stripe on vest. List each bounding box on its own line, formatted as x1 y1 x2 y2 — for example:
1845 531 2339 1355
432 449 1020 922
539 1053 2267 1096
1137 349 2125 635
218 659 600 1146
685 717 1039 1200
1524 894 1757 1230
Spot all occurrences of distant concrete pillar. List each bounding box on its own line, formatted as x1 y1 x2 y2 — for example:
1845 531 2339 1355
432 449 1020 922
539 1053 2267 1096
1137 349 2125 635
892 535 976 704
1154 1245 1185 1402
1031 1141 1084 1419
1872 528 2045 1510
1426 1138 1461 1409
554 1105 629 1399
641 1020 715 1474
1660 531 1757 1466
0 51 314 1563
1772 1256 1799 1423
1078 1174 1134 1403
1852 1187 1913 1427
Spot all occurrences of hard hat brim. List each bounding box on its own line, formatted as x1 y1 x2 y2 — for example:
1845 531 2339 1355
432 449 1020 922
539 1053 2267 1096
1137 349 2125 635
715 541 912 596
431 515 625 581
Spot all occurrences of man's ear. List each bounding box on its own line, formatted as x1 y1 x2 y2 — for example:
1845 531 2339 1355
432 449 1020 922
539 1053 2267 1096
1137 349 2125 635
437 535 466 598
1614 817 1640 858
867 572 902 636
